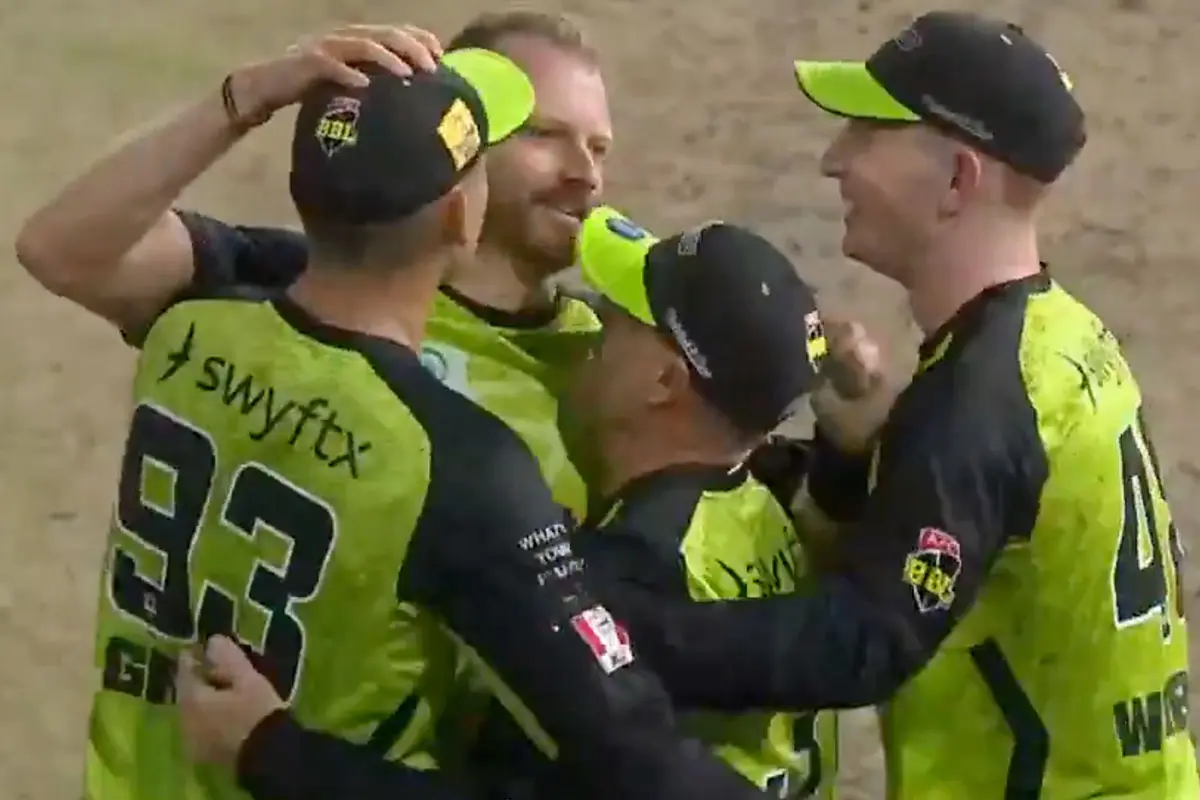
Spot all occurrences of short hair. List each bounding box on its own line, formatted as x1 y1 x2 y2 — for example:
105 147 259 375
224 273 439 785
448 9 598 62
298 204 440 270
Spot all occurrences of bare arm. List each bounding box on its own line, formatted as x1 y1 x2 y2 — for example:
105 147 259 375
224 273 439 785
15 23 440 338
15 88 242 335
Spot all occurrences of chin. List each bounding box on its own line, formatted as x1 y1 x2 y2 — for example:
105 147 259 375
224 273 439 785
522 236 577 276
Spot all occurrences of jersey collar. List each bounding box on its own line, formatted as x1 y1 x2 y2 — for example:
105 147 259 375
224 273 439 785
917 269 1051 373
586 463 748 528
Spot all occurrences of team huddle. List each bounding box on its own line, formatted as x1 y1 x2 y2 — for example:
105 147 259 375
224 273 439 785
15 7 1198 800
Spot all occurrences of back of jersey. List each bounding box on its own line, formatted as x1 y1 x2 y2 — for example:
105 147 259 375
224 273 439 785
1017 284 1196 795
88 293 455 799
680 479 838 799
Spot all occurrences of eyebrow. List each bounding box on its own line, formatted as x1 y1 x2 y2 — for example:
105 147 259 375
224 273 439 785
524 114 613 146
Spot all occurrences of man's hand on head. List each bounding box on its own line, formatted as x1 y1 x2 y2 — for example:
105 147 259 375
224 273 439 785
228 24 445 126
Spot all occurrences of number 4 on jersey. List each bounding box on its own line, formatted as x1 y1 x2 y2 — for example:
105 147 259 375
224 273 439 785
1111 412 1185 640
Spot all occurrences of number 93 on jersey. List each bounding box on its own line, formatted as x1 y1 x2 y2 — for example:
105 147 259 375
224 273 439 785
103 403 337 702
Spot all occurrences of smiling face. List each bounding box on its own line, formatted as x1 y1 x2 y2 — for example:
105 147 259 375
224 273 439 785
481 35 613 276
571 301 668 432
819 120 957 285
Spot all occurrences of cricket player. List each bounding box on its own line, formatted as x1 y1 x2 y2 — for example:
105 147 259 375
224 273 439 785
175 209 843 800
17 12 841 797
24 26 767 800
457 207 838 799
595 12 1198 799
16 12 611 522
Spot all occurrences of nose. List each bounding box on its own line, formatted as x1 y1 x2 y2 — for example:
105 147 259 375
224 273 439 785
561 139 602 194
819 128 851 179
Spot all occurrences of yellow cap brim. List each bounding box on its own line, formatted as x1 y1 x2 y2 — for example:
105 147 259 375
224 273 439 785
793 61 919 122
443 48 535 143
576 206 659 325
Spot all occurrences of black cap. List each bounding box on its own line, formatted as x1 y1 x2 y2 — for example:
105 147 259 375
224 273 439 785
793 11 1084 182
290 48 535 225
578 206 828 435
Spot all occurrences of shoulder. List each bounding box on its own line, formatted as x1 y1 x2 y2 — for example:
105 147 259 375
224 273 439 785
555 287 603 332
896 277 1064 462
376 353 551 516
178 211 309 295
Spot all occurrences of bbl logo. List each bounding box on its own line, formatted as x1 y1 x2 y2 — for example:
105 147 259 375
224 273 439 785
315 96 361 156
418 347 449 382
902 527 961 613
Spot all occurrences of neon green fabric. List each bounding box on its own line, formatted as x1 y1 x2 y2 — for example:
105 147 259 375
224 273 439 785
576 205 658 325
793 61 919 121
442 48 535 142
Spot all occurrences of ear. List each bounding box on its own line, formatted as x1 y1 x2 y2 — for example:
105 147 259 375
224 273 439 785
649 352 691 409
940 146 983 218
439 186 471 247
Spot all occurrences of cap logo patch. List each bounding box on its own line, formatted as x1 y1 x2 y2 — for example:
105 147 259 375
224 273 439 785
437 99 481 170
804 310 828 370
605 216 649 241
315 97 361 156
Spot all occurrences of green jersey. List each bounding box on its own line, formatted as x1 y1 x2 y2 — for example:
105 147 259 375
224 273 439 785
468 470 835 800
92 294 456 799
599 273 1196 800
90 282 742 800
577 466 838 799
87 220 748 800
876 277 1197 798
418 289 600 522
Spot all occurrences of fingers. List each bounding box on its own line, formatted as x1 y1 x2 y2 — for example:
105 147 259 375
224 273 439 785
822 320 884 400
203 635 253 681
330 23 442 72
176 649 219 702
283 23 443 94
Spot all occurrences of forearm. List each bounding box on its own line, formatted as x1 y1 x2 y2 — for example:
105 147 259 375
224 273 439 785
635 579 923 712
237 710 474 800
16 87 238 277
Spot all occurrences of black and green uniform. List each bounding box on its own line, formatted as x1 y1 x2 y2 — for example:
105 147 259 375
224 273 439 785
613 274 1199 799
90 263 769 800
579 466 837 798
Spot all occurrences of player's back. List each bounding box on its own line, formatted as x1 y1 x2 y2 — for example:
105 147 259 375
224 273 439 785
673 472 838 799
881 275 1197 799
89 290 460 798
587 468 837 798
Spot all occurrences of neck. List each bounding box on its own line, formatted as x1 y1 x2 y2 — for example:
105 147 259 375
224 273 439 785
446 241 558 313
597 420 747 499
908 213 1042 334
287 261 440 350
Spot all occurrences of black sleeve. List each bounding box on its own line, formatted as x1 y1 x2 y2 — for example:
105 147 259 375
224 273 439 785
572 526 689 595
616 405 1042 711
457 520 697 800
394 418 764 800
237 710 474 800
802 426 873 522
744 434 813 511
178 211 308 292
123 212 309 348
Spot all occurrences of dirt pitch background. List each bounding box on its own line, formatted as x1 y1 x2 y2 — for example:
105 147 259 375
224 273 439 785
2 0 1199 797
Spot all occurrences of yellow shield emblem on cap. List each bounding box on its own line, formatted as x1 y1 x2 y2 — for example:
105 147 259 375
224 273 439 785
438 99 481 169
